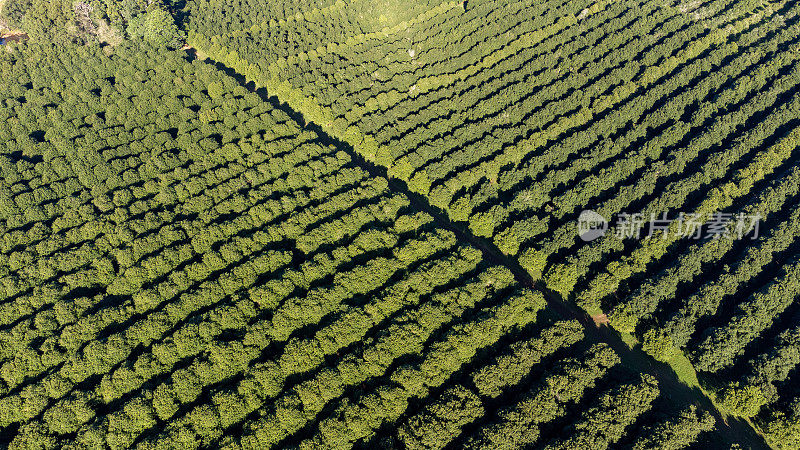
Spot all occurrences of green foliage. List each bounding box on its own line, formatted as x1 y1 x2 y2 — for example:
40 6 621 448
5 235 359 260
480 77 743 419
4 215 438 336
2 0 33 28
5 0 800 447
468 211 495 238
547 375 660 450
472 320 583 398
128 5 184 49
718 383 768 418
399 386 483 450
632 406 715 450
0 32 576 449
641 329 677 362
2 0 183 47
18 0 74 43
693 259 800 373
763 401 800 450
518 249 547 280
544 263 579 299
468 343 620 448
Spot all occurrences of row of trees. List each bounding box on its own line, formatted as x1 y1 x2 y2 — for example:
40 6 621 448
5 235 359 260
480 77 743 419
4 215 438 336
272 0 736 218
394 314 718 449
0 27 670 450
185 0 340 35
573 101 800 318
471 320 585 397
4 171 452 445
762 398 800 450
631 406 716 450
715 325 800 420
203 0 786 283
211 0 798 443
384 0 662 187
80 229 474 449
545 375 660 450
659 177 800 353
186 0 449 70
560 42 800 308
293 288 545 449
139 262 521 448
4 0 793 446
467 343 621 447
512 0 796 286
0 42 325 375
284 0 554 117
190 0 572 180
3 40 533 449
275 0 608 182
396 320 589 449
519 3 800 440
398 385 484 450
389 319 586 449
3 112 351 445
610 166 800 338
693 259 800 372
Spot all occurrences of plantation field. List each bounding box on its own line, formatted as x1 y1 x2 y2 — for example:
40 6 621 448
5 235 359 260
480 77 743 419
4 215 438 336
184 0 800 446
0 40 733 449
0 0 799 447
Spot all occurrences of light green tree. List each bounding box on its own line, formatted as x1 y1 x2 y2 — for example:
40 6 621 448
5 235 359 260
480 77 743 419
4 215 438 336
128 5 183 49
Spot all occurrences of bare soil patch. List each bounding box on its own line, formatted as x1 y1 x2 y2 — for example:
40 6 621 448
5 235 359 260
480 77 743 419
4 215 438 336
592 313 610 326
1 31 28 43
